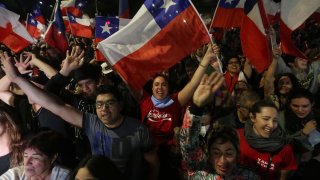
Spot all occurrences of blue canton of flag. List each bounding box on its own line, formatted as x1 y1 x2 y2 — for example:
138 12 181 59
95 17 119 39
244 0 257 14
53 6 66 33
219 0 240 8
27 14 38 26
75 0 86 10
144 0 189 28
32 5 42 17
67 12 76 23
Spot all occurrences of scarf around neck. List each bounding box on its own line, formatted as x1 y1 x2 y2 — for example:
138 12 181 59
244 120 288 153
224 71 239 93
151 95 174 108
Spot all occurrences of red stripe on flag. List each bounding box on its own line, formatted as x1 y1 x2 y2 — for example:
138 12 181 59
27 25 41 39
94 38 106 61
2 33 31 53
280 20 307 59
240 16 271 73
212 8 244 28
113 6 210 91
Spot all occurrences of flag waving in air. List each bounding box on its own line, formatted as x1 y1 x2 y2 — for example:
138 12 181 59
95 16 130 61
26 5 46 39
211 0 246 28
67 12 92 38
0 7 35 53
61 0 86 17
97 0 210 91
44 1 68 54
280 0 320 58
240 0 271 73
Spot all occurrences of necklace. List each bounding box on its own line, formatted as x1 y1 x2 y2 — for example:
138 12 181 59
31 107 43 118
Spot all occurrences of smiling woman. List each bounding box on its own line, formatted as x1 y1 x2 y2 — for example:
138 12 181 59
0 130 70 180
238 100 297 180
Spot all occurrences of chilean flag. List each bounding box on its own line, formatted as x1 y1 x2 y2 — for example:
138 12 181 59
26 5 46 39
119 0 130 18
44 1 68 54
240 0 271 73
280 0 320 59
97 0 210 91
61 0 86 17
67 12 92 38
0 7 35 53
211 0 246 28
94 16 130 61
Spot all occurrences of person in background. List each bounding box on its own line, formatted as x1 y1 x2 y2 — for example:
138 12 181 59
238 100 297 180
223 54 252 95
264 47 301 110
180 72 259 179
217 90 260 129
70 155 124 180
1 51 159 180
0 130 70 180
278 88 320 153
0 108 22 175
137 44 220 179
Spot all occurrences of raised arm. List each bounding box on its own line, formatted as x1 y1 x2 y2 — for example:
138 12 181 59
178 43 220 106
1 52 83 128
27 52 58 79
0 75 15 106
264 47 281 97
44 46 84 94
243 58 252 79
180 72 224 171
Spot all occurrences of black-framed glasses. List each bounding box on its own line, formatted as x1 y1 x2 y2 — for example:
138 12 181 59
95 100 118 109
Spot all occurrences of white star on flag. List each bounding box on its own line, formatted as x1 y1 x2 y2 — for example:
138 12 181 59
225 0 234 4
160 0 176 13
101 22 112 34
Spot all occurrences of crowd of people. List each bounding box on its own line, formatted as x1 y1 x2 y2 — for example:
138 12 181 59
0 14 320 180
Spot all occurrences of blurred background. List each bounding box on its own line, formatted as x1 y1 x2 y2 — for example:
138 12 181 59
0 0 219 20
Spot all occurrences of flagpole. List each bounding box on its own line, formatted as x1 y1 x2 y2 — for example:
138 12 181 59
26 13 30 31
50 0 59 22
65 9 75 40
206 0 223 73
257 0 275 52
208 0 221 33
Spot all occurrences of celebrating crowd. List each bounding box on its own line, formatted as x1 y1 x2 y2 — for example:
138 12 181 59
0 8 320 180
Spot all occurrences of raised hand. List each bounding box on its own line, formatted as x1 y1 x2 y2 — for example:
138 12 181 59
202 44 219 64
272 47 281 59
0 52 20 82
302 120 317 135
14 53 32 74
60 46 85 76
192 72 224 107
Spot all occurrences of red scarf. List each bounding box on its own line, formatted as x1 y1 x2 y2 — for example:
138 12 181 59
224 71 239 93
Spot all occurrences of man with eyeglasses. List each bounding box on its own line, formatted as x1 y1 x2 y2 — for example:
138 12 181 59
0 52 159 180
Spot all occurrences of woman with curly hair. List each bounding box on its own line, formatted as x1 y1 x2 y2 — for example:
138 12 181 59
0 107 23 175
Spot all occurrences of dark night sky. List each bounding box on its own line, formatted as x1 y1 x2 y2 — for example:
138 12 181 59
0 0 218 21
